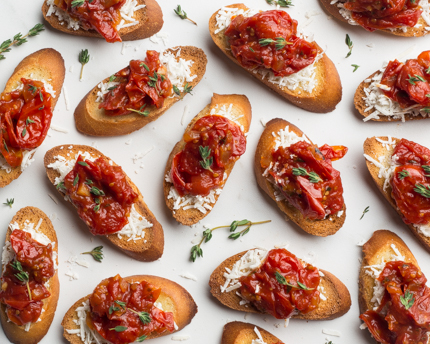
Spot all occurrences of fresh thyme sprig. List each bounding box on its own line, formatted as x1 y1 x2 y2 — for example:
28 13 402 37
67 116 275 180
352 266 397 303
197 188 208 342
190 219 271 262
109 326 128 332
173 83 193 99
266 0 293 7
414 183 430 198
360 206 369 220
0 24 44 60
137 335 147 342
259 37 291 50
3 198 14 208
275 271 313 290
398 170 410 180
292 167 322 183
351 64 360 72
79 49 90 81
127 105 149 116
199 146 214 172
110 300 152 324
345 34 353 58
408 74 426 85
81 246 104 262
400 290 414 310
423 165 430 177
174 5 197 25
11 261 32 301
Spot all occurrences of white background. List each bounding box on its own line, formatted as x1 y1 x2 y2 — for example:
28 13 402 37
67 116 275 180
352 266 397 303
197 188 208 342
1 0 430 343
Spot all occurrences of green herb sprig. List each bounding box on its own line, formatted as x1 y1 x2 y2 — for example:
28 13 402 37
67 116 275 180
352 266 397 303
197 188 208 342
10 261 32 300
137 335 147 342
292 167 322 183
398 170 410 180
345 34 353 58
173 83 193 99
109 326 127 332
400 290 414 310
266 0 293 7
360 206 369 220
422 165 430 177
275 271 313 290
127 106 149 116
199 146 214 172
174 5 197 25
79 49 90 80
351 64 360 72
408 74 426 85
81 246 104 262
414 183 430 198
109 300 152 325
259 37 291 50
0 24 44 60
3 198 14 208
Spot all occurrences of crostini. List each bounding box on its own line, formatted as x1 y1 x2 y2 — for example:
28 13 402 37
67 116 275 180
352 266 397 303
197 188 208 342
209 246 351 321
222 322 284 344
255 118 347 236
359 230 430 343
209 4 342 113
0 48 65 188
0 207 59 344
44 144 164 261
319 0 430 37
364 136 430 252
356 50 430 122
163 93 251 226
42 0 163 43
74 46 207 136
62 274 197 344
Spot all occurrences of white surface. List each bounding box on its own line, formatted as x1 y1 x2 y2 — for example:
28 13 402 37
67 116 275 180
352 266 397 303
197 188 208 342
1 1 430 344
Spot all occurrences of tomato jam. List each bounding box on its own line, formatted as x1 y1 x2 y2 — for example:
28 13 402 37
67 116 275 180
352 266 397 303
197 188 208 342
170 115 246 197
89 275 175 344
360 261 430 344
54 0 126 43
344 0 421 32
100 50 172 116
0 78 53 168
0 229 54 326
261 141 347 220
239 248 321 319
63 155 138 235
224 10 318 77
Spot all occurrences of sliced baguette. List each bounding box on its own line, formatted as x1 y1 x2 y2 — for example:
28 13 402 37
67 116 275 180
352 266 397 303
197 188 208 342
0 206 59 344
62 274 197 343
74 46 207 136
255 118 346 236
209 3 342 113
163 93 252 226
0 48 65 188
42 0 163 42
222 321 283 344
364 136 430 252
209 249 351 320
44 144 164 261
319 0 430 37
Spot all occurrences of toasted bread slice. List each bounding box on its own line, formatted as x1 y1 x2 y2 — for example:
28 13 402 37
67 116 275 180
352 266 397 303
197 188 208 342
163 93 252 226
0 207 59 344
222 321 283 344
363 136 430 252
62 274 197 343
74 46 207 136
209 249 351 320
44 144 164 261
209 3 342 113
42 0 163 42
319 0 430 37
255 118 346 236
0 48 65 188
359 230 419 317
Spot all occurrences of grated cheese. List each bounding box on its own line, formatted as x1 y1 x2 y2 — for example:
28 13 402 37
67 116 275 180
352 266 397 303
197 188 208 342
171 335 191 341
272 125 310 150
179 272 198 281
322 329 341 337
251 327 267 344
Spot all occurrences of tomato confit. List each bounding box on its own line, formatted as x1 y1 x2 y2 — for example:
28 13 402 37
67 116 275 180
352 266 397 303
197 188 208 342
100 50 172 116
224 10 318 76
88 275 174 344
261 141 347 220
170 115 246 197
360 261 430 344
239 248 321 319
0 78 53 168
61 155 138 235
0 229 54 326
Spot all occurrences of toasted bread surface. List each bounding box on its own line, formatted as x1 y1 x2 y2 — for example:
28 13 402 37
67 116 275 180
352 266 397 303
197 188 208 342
209 249 351 320
0 48 65 188
61 275 197 343
0 207 59 344
44 145 164 261
209 3 342 113
74 46 207 136
255 118 346 236
163 93 252 226
42 0 163 41
222 321 282 344
364 136 430 252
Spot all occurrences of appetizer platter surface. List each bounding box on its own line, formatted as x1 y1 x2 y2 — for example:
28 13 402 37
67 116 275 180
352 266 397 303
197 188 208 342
2 0 430 343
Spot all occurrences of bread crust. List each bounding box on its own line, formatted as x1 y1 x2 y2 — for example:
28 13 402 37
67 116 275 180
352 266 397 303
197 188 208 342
255 118 346 236
42 0 163 42
319 0 430 37
0 48 65 188
74 46 207 136
44 144 164 261
163 93 252 226
208 3 342 113
209 249 351 321
364 136 430 252
61 274 197 343
0 207 59 344
222 321 283 344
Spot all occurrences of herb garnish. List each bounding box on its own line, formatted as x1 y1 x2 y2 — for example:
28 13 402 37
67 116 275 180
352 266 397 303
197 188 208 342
259 37 291 50
78 161 89 167
398 170 410 180
292 167 322 183
408 74 426 85
109 300 152 324
422 165 430 177
81 246 104 262
275 271 313 290
26 118 35 125
90 186 105 196
127 105 149 116
3 198 14 208
94 198 101 212
0 24 44 60
345 34 353 58
79 49 90 80
3 139 9 153
73 174 79 187
56 182 66 191
190 219 271 262
140 62 150 71
198 146 214 172
109 326 128 332
174 5 197 25
109 75 116 82
400 290 414 310
414 183 430 198
137 335 147 342
360 206 370 220
21 128 27 137
11 261 32 300
266 0 293 7
173 83 193 99
351 64 360 72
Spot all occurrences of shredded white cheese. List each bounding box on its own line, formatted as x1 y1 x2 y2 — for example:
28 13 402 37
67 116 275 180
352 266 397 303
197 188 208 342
252 327 267 344
322 329 341 337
